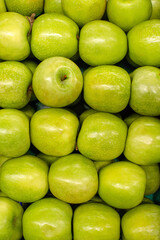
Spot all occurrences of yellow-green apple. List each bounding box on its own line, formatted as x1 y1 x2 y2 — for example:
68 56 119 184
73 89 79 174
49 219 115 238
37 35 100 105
79 109 97 125
107 0 152 32
21 104 35 120
0 0 6 13
98 161 146 209
5 0 44 16
122 204 160 240
44 0 64 14
31 108 79 156
124 113 141 127
31 13 79 61
61 0 106 27
0 109 30 157
49 153 98 204
77 112 127 161
79 20 127 66
23 198 72 240
73 203 120 240
84 65 130 113
124 117 160 165
32 57 83 107
130 66 160 116
37 152 59 165
0 197 23 240
141 164 160 195
128 19 160 67
150 0 160 19
0 61 32 109
0 12 30 61
0 155 48 203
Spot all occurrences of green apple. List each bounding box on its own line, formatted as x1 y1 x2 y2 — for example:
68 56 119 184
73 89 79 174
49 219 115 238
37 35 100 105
37 152 59 165
32 57 83 107
128 19 160 67
141 164 160 195
49 153 98 204
61 0 106 27
84 65 130 113
0 0 6 13
73 203 120 240
0 197 23 240
22 59 38 74
107 0 152 32
124 113 141 127
122 204 160 240
77 112 127 161
0 109 30 158
0 156 10 167
79 109 97 125
98 161 146 209
130 66 160 116
5 0 44 16
150 0 160 19
0 12 30 61
21 104 35 120
44 0 64 14
0 155 48 203
31 108 79 156
0 61 32 109
94 160 113 172
124 117 160 165
31 13 79 61
79 20 127 66
23 198 72 240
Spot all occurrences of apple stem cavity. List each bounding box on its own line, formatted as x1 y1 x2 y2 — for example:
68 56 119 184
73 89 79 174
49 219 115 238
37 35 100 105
75 143 78 151
61 75 67 81
27 13 36 36
76 35 80 40
27 85 32 95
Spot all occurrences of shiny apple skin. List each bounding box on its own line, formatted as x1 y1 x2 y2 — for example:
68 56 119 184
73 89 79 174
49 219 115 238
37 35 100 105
73 203 120 240
124 117 160 165
23 198 72 240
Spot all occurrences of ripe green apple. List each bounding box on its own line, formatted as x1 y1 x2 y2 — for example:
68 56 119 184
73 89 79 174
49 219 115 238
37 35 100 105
79 20 127 66
0 0 6 13
31 108 79 156
21 104 35 120
98 161 146 209
128 19 160 67
32 57 83 107
0 155 48 203
84 65 130 113
77 112 127 161
107 0 152 32
150 0 160 19
37 152 59 165
0 109 30 158
141 164 160 195
79 109 97 125
0 61 32 109
31 13 79 61
5 0 44 16
124 113 141 127
124 117 160 165
0 197 23 240
23 198 72 240
44 0 64 14
130 66 160 116
61 0 106 27
73 203 120 240
49 153 98 204
122 204 160 240
0 12 30 61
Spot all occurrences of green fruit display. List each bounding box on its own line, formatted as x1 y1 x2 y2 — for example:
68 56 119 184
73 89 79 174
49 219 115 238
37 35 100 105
44 0 64 14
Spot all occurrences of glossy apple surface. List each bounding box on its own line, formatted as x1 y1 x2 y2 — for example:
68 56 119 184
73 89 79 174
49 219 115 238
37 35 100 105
32 57 83 107
79 20 127 66
49 153 98 204
77 112 127 161
31 13 79 61
84 65 130 113
73 203 120 240
0 155 48 203
130 66 160 116
122 204 160 240
98 161 146 209
128 19 160 67
124 117 160 165
107 0 152 32
62 0 106 27
150 0 160 19
0 0 6 13
31 108 79 156
0 109 30 158
23 198 72 240
44 0 64 14
0 12 30 61
0 197 23 240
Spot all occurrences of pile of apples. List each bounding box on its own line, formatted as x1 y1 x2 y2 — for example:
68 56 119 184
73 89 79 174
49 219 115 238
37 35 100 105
0 0 160 239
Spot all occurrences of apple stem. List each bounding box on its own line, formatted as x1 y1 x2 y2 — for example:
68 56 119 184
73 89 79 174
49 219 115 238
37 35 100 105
76 35 80 40
75 144 78 151
27 13 36 36
27 85 32 95
61 75 67 81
